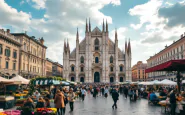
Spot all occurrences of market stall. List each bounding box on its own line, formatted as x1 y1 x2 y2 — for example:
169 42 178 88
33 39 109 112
29 77 65 97
10 75 30 84
0 77 15 109
159 79 177 85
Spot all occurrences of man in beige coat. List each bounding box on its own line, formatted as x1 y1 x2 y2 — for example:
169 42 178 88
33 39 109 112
54 90 65 115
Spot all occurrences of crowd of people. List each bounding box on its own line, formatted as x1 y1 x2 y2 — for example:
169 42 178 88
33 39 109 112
21 83 185 115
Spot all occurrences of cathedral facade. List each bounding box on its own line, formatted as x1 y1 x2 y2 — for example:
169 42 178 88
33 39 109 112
63 19 132 83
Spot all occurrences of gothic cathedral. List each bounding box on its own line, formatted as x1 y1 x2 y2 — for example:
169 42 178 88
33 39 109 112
63 19 132 83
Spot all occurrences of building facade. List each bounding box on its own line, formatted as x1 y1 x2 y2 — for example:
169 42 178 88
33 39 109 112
46 58 63 77
146 33 185 81
12 33 47 79
63 19 132 83
0 29 21 78
132 61 148 81
46 58 53 76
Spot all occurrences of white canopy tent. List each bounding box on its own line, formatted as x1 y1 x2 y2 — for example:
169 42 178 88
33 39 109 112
182 80 185 84
150 80 161 85
10 75 30 84
160 79 177 85
0 76 14 84
138 82 153 85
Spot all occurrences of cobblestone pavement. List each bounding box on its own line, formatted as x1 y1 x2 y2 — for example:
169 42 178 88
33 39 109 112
9 93 163 115
62 93 162 115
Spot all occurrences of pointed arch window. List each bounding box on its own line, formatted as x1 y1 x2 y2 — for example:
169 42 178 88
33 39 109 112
110 67 113 72
110 56 113 63
80 56 84 63
95 57 99 63
71 66 75 72
120 66 123 72
94 38 99 50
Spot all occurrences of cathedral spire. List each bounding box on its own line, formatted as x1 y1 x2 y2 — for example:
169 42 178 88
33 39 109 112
102 19 105 32
86 18 88 32
106 19 108 32
64 39 66 51
125 38 127 53
67 38 70 52
127 38 131 55
115 28 117 41
89 18 91 32
76 27 79 41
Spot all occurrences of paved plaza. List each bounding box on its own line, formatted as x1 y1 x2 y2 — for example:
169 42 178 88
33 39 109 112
62 93 162 115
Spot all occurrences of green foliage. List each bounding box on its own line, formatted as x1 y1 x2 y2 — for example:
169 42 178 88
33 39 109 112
30 76 65 83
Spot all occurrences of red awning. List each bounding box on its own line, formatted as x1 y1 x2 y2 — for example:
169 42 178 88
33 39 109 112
145 59 185 73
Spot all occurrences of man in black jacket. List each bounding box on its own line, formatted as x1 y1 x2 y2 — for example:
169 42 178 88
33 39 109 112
124 86 128 99
112 88 119 109
170 90 176 115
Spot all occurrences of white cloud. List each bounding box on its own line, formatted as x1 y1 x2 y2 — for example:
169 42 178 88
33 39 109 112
22 0 120 64
128 0 185 65
129 0 163 30
0 0 31 30
165 2 173 6
31 0 46 9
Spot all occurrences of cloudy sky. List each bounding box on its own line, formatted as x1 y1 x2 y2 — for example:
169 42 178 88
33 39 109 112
1 0 185 66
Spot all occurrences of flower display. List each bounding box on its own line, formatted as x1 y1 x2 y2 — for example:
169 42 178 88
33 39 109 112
36 108 57 114
14 94 27 97
23 91 28 94
3 110 21 115
0 112 7 115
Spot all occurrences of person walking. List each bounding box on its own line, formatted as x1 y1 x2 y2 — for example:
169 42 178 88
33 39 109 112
68 88 75 111
81 87 86 101
101 86 105 96
112 88 119 109
53 86 57 99
104 86 109 98
54 90 65 115
124 86 128 99
62 88 68 114
93 87 98 98
170 90 176 115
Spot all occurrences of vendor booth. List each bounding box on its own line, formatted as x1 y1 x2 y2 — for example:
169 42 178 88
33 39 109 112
146 59 185 93
10 75 30 84
0 77 15 109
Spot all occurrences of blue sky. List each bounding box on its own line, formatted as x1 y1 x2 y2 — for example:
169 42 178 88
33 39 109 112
1 0 185 66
